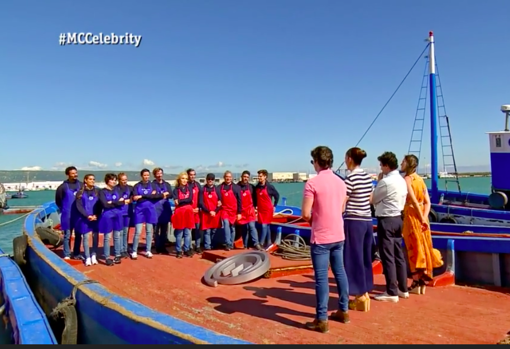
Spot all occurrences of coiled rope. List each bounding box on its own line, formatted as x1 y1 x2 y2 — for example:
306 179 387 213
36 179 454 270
273 234 311 261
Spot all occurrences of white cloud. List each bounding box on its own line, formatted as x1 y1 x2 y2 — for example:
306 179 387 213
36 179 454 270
51 162 72 170
20 166 43 171
143 159 155 166
88 161 108 169
114 162 123 167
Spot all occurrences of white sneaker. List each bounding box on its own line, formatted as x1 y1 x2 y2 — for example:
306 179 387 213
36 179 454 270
145 251 153 259
91 255 98 265
398 291 409 299
131 252 138 260
374 292 399 302
85 257 91 266
64 256 70 260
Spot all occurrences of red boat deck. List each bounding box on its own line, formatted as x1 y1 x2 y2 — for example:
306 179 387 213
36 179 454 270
52 229 510 344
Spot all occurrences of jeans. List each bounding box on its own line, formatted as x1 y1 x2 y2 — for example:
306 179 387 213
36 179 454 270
259 224 272 247
63 230 72 257
311 241 349 320
223 219 236 248
242 221 260 247
112 230 122 257
121 226 129 253
193 223 203 249
203 228 217 250
82 233 92 259
154 223 169 251
174 228 191 253
91 233 100 258
133 223 154 253
72 230 81 257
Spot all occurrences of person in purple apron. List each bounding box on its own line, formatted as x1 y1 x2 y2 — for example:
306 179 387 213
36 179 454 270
131 168 164 259
98 173 126 266
116 172 133 259
74 174 99 266
152 167 173 255
54 166 82 260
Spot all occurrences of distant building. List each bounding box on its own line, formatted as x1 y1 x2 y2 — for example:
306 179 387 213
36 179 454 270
292 172 308 182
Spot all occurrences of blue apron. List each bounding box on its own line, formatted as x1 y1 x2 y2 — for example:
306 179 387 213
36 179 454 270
98 188 123 234
60 181 81 231
133 182 157 225
153 181 172 224
75 190 99 234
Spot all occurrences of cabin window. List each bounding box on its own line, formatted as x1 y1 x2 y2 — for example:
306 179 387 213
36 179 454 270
495 136 502 148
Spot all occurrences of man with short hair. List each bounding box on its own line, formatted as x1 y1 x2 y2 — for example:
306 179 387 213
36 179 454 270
372 151 409 302
55 166 81 260
302 146 350 333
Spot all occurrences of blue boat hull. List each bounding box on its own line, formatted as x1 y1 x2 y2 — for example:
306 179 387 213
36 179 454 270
23 202 251 344
0 247 57 344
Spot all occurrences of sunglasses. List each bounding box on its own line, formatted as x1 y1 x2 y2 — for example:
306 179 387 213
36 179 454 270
310 160 314 165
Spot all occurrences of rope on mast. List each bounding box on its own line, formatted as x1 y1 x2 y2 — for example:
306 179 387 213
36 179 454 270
336 42 431 174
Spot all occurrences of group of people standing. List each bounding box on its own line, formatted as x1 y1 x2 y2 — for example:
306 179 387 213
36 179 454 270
301 146 443 333
55 166 281 266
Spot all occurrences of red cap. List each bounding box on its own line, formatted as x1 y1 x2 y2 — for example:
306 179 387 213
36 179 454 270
429 31 434 37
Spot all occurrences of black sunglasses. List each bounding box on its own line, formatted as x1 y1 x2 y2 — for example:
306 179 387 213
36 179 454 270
310 160 314 165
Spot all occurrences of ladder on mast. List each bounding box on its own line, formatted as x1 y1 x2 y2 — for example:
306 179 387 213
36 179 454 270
435 61 461 193
407 57 462 193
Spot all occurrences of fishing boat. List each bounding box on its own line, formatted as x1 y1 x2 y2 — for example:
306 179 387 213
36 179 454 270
0 244 57 344
17 32 510 344
20 199 510 344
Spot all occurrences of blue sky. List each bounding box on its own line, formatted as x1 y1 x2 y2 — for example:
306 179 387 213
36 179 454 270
1 0 508 174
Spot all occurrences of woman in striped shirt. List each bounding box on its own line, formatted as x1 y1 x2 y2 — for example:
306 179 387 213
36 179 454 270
343 147 374 312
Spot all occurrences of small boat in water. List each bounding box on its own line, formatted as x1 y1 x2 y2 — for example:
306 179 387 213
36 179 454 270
10 189 28 199
0 244 57 344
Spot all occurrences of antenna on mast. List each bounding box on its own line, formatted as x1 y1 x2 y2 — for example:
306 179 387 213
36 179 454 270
501 105 510 131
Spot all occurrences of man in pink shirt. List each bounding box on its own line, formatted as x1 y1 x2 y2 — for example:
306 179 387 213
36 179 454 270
301 146 350 333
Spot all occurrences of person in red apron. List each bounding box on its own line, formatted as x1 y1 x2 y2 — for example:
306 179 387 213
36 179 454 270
237 171 263 250
187 168 202 253
171 172 195 258
219 171 242 250
199 173 221 250
254 169 280 247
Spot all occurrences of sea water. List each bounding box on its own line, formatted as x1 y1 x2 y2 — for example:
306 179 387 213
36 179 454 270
0 177 492 254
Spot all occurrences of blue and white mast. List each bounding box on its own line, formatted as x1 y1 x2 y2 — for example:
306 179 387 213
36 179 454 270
428 31 439 204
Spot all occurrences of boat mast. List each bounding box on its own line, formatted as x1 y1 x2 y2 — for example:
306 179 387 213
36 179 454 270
428 31 439 204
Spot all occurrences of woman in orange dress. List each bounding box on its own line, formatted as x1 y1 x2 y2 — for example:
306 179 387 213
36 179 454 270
401 155 443 295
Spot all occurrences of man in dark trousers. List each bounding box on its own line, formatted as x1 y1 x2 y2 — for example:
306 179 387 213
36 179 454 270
372 152 409 302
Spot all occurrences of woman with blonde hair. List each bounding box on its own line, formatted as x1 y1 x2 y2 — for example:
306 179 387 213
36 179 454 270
171 172 195 258
401 155 443 294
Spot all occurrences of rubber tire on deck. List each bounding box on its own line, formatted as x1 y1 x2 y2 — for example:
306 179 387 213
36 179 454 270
12 235 28 267
428 209 438 223
35 226 62 248
59 305 78 344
